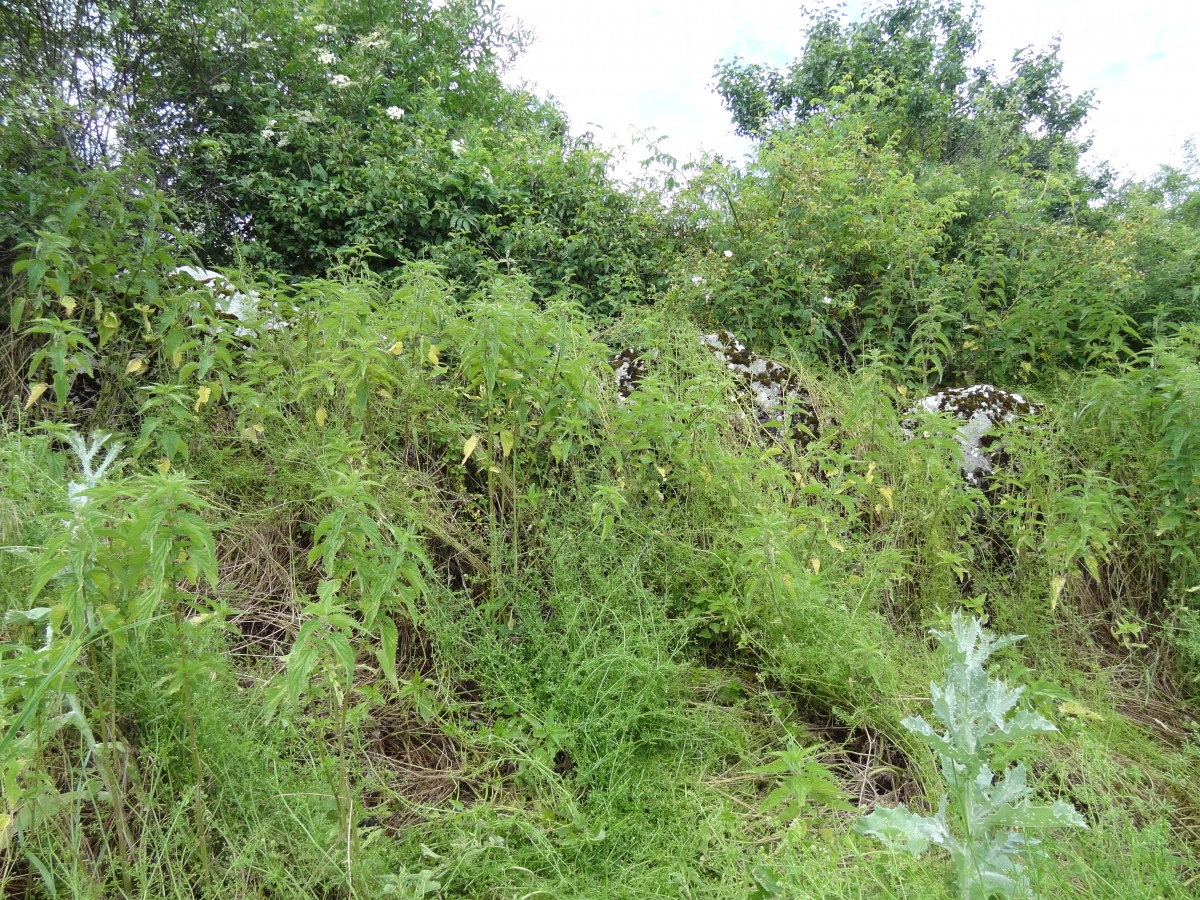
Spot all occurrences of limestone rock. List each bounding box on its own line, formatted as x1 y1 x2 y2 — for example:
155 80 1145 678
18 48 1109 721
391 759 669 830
701 331 819 445
907 384 1042 489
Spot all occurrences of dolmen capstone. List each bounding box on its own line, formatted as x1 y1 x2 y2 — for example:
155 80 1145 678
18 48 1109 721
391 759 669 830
906 384 1042 490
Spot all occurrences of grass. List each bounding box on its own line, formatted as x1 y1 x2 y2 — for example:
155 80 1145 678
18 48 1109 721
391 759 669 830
2 272 1199 898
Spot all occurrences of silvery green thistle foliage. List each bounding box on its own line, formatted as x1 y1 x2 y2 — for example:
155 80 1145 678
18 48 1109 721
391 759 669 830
855 614 1086 899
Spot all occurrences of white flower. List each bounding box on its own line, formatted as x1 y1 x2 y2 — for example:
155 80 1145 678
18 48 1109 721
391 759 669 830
386 106 405 120
213 82 231 93
242 40 260 49
329 74 354 89
451 139 464 157
691 275 706 286
821 296 833 305
261 128 275 140
314 23 336 34
448 80 459 91
295 110 318 124
317 49 336 65
723 249 733 258
276 134 290 148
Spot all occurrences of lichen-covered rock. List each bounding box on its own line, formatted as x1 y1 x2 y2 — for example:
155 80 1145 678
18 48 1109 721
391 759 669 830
701 331 819 445
907 384 1042 489
609 347 648 400
174 266 290 336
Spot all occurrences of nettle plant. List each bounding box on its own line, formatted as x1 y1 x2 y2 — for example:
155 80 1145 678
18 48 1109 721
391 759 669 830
856 614 1086 899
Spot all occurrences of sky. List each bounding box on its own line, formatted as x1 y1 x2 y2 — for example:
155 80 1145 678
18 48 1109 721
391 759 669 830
498 0 1200 182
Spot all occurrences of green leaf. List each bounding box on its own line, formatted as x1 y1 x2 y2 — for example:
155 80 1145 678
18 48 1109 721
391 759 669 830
377 616 400 694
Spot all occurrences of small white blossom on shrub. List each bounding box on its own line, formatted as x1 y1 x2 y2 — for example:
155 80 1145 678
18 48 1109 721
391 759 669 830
213 81 231 93
386 106 405 120
723 249 733 258
317 49 336 65
314 23 336 34
295 110 318 124
451 139 465 157
691 275 706 286
358 30 388 49
329 74 354 89
242 40 260 49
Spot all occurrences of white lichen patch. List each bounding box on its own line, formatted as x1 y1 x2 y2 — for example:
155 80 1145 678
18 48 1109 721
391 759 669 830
907 384 1042 489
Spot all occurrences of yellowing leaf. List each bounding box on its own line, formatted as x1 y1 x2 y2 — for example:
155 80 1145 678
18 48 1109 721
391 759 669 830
315 407 328 427
462 433 480 465
963 340 978 350
810 558 821 575
59 296 77 316
826 536 846 553
242 426 259 443
24 382 49 410
500 429 514 459
896 384 908 397
98 309 120 347
125 357 146 375
171 348 183 367
792 471 805 485
193 385 212 412
1058 701 1103 722
878 486 894 510
427 344 439 365
1050 575 1067 611
387 340 404 355
156 457 171 474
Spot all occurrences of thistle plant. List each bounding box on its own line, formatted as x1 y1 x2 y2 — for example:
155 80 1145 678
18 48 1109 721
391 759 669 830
855 614 1086 899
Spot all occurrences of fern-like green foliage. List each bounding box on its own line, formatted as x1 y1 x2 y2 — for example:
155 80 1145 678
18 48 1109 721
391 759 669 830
855 614 1086 899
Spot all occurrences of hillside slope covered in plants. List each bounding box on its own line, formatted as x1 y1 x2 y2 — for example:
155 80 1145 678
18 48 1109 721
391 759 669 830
3 1 1200 897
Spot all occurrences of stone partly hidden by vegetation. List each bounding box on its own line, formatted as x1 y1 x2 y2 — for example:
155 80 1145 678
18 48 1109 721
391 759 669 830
3 0 1200 896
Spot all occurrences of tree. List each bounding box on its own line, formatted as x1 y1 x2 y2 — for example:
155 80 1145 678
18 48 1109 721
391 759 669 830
713 0 1092 171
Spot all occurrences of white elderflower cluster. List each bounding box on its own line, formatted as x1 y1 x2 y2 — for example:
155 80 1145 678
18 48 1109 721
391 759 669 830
295 110 319 124
386 106 405 120
358 29 388 49
213 81 231 93
451 139 464 157
329 74 354 89
314 23 336 34
317 49 336 66
260 118 277 140
723 249 733 258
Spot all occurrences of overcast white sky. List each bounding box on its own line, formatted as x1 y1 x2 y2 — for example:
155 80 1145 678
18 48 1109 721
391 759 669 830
499 1 1200 182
